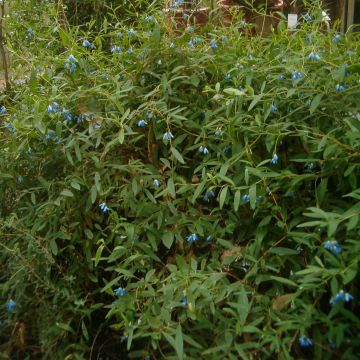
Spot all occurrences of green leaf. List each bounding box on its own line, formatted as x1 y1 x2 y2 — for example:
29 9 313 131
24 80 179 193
60 189 74 197
49 238 58 256
234 189 241 211
219 186 228 209
90 185 97 204
192 180 206 204
175 324 184 360
162 232 174 249
70 181 81 190
167 178 176 198
223 88 245 96
310 93 323 114
170 147 185 164
269 276 297 287
95 244 104 267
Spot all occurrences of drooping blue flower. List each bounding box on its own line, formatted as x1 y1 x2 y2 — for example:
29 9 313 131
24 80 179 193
172 0 184 8
163 131 174 141
114 287 127 297
47 102 59 113
270 153 279 164
111 45 122 54
304 13 312 22
220 35 228 42
188 40 195 49
203 190 215 202
128 28 136 36
299 335 313 347
6 299 16 311
61 107 76 122
323 240 341 254
292 71 304 81
210 39 218 49
335 84 345 92
183 13 190 20
99 202 110 213
127 47 134 55
4 122 16 133
277 74 285 80
330 290 353 305
181 291 188 307
215 127 222 137
64 54 78 73
25 27 35 39
144 16 154 23
82 39 92 48
270 105 277 114
332 34 341 42
307 162 316 171
17 175 24 184
198 146 209 155
0 105 6 114
308 52 321 61
224 146 232 154
186 26 194 33
186 233 198 243
169 42 176 49
242 194 250 202
224 73 231 81
117 31 123 38
153 179 161 187
206 236 212 242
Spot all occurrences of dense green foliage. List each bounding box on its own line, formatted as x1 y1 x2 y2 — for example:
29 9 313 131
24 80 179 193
1 0 360 359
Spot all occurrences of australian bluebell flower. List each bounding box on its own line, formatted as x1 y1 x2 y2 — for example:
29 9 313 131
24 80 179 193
99 202 110 213
169 42 175 49
0 105 6 114
186 233 198 243
277 74 285 80
206 236 212 242
203 190 215 202
64 54 78 73
332 34 341 42
6 299 16 311
304 13 312 22
181 291 188 307
292 71 304 81
224 74 231 81
198 146 209 155
308 52 321 61
17 175 24 184
188 40 195 49
183 13 190 20
270 105 277 114
330 290 353 305
128 28 136 36
224 146 232 154
111 45 122 54
82 39 92 48
61 108 76 122
137 119 147 127
153 179 161 187
144 16 154 23
117 31 123 38
242 194 250 202
163 131 174 141
307 162 316 170
4 122 16 134
335 84 345 92
215 127 222 137
209 39 218 49
172 0 184 8
270 153 279 164
186 26 194 33
323 240 341 254
25 27 35 39
299 336 313 347
127 48 134 55
114 287 127 297
47 102 59 113
220 35 228 42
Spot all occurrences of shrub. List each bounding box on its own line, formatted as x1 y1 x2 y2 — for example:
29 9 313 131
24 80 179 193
1 1 360 358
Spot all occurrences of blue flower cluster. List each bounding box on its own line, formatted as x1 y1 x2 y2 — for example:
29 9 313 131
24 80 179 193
303 13 312 22
137 119 147 127
329 290 353 305
0 105 6 114
335 84 345 92
198 146 209 155
65 54 78 73
292 71 304 81
47 102 59 113
299 335 313 347
45 130 62 143
111 45 122 54
114 287 127 297
186 233 198 243
308 52 321 61
323 240 341 254
99 202 110 213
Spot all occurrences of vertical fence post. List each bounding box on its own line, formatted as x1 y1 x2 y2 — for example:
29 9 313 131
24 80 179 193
0 0 9 91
